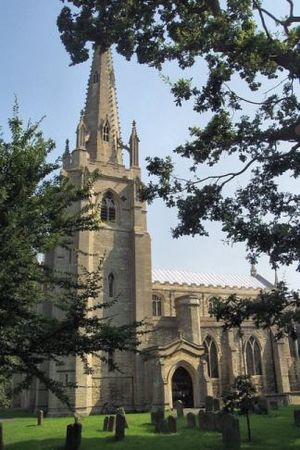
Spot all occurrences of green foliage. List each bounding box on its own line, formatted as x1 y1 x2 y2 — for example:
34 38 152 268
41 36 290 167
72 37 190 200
0 108 141 410
57 0 300 339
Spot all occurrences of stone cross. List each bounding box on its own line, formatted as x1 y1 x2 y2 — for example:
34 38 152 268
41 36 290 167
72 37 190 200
115 413 126 440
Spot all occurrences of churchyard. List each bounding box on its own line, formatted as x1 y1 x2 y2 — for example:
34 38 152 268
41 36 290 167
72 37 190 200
1 405 300 450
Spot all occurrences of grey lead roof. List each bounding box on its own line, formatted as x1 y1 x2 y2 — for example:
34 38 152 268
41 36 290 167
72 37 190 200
152 269 272 289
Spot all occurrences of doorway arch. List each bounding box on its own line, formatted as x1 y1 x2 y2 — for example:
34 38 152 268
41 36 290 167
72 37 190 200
171 366 194 407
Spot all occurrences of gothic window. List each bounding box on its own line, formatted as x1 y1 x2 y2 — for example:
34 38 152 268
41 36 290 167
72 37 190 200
103 120 110 142
101 192 116 222
203 336 219 378
108 273 115 298
246 336 262 376
152 295 162 316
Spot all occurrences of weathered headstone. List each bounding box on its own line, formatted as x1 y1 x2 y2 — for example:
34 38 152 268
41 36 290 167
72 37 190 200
65 422 82 450
37 409 43 426
257 396 269 415
174 400 184 418
115 413 125 441
186 412 196 428
294 409 300 426
213 398 220 411
198 410 215 431
0 422 4 450
151 409 164 425
205 395 214 412
269 400 278 410
222 415 241 450
103 416 109 431
168 416 177 433
108 415 115 432
116 407 128 428
160 418 170 433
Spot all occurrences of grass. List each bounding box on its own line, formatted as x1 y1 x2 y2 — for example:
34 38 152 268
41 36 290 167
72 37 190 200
0 406 300 450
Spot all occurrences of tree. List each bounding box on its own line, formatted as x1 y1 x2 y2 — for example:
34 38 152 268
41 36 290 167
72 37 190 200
0 108 141 410
57 0 299 338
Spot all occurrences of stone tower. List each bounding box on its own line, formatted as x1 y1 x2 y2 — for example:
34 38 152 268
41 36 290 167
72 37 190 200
46 48 152 415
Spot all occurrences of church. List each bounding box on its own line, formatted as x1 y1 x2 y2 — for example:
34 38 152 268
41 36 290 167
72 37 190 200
19 48 300 415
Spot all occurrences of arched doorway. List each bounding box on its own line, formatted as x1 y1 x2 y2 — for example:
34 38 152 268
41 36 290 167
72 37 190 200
172 367 194 407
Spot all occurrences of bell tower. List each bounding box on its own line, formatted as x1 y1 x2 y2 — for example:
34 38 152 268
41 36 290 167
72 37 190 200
47 47 152 415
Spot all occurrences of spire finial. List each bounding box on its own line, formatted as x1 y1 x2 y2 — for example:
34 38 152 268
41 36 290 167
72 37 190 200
64 139 70 155
250 263 257 277
274 267 279 286
129 119 140 168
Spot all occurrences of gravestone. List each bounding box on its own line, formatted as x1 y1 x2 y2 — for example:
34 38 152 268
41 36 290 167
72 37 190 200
294 410 300 426
65 422 82 450
103 416 109 431
269 400 278 410
187 412 196 428
115 413 125 441
198 410 215 431
215 411 228 432
151 409 164 425
108 415 115 432
174 400 184 418
222 415 241 450
0 422 4 450
213 398 220 411
160 418 170 433
37 410 43 426
168 416 177 433
116 407 128 428
205 396 214 412
257 396 269 415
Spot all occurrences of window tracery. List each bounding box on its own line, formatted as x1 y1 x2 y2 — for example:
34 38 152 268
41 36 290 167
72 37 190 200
101 192 116 222
152 295 162 316
203 335 219 378
246 336 262 376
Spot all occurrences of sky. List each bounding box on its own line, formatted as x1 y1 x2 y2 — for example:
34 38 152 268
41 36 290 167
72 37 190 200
0 0 298 290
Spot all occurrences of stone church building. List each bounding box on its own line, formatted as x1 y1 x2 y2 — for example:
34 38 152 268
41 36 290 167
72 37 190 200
20 49 300 415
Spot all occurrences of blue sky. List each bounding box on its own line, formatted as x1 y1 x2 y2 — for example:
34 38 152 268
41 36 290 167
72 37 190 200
0 0 298 289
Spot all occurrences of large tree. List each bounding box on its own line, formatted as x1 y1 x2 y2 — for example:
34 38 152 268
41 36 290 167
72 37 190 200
57 1 299 336
0 108 141 409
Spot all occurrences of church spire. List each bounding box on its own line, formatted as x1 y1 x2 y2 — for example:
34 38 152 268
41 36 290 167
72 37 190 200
83 48 122 164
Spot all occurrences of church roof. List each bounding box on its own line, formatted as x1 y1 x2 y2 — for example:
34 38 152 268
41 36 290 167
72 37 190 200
152 269 272 289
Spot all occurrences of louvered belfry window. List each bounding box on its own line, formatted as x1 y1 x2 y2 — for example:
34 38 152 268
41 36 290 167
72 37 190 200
101 192 116 222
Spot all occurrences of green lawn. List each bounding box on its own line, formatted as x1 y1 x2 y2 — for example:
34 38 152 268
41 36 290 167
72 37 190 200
1 406 300 450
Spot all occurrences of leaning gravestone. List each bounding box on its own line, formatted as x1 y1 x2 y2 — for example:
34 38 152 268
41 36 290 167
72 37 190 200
205 396 214 412
103 416 109 431
0 422 4 450
168 416 177 433
222 414 241 450
174 400 184 418
116 407 128 428
187 412 196 428
37 409 43 426
115 413 126 441
65 422 82 450
108 415 115 432
213 398 220 411
294 410 300 426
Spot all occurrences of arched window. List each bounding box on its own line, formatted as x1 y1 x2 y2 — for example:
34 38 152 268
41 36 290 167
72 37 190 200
246 336 262 376
108 273 115 298
103 120 110 142
152 295 162 316
203 336 219 378
101 192 116 222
